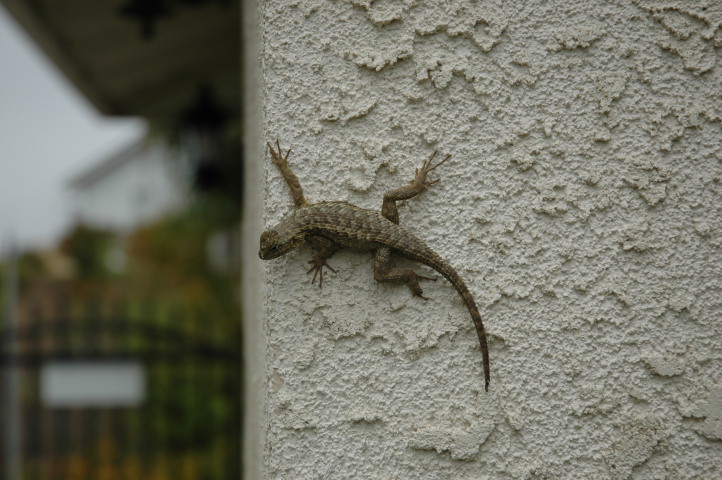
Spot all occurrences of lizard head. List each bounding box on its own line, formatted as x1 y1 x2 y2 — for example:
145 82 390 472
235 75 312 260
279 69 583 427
258 229 302 260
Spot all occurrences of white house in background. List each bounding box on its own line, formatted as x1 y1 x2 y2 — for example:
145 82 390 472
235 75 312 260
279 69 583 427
68 138 186 232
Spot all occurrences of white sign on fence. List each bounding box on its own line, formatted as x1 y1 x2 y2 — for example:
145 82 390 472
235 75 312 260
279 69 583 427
41 361 146 408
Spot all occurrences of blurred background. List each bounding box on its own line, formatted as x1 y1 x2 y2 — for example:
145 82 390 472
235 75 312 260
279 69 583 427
0 1 243 479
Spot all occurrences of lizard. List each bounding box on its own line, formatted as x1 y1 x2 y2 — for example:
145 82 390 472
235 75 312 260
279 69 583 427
259 140 491 391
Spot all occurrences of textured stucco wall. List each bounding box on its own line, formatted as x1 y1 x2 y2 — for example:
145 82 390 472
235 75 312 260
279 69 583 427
247 0 722 478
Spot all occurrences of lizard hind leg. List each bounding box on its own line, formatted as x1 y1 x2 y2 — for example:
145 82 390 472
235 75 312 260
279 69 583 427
373 247 436 300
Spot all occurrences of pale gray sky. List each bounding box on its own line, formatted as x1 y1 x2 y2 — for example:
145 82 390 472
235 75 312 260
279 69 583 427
0 5 144 250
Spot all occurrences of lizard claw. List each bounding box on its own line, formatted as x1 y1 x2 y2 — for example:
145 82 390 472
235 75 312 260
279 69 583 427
414 151 451 188
307 256 337 288
267 139 291 167
410 273 437 300
419 275 437 300
423 151 451 172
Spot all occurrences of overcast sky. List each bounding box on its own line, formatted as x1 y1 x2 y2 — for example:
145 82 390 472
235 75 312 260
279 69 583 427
0 5 144 251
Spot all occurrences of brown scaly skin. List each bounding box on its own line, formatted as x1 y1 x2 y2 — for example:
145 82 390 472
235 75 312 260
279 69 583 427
259 140 491 391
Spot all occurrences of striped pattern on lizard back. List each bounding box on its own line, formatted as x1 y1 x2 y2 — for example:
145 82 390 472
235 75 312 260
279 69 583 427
294 201 435 260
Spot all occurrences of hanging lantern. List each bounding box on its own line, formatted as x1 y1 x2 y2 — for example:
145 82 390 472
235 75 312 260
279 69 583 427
118 0 172 40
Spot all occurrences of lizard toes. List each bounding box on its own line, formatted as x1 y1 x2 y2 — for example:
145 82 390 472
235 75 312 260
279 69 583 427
307 258 335 288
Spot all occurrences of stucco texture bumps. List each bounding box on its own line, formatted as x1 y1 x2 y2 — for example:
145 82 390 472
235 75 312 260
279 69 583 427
259 0 722 478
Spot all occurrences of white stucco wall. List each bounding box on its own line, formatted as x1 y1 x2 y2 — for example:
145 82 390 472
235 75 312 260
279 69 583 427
245 1 722 478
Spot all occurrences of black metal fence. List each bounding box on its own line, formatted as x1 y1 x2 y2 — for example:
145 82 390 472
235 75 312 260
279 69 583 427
1 299 242 480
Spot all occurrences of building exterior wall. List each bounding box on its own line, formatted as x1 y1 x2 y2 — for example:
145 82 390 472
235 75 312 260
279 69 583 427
70 142 184 232
245 1 722 478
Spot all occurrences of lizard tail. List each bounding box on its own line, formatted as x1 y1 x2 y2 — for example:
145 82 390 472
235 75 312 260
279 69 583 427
433 260 491 392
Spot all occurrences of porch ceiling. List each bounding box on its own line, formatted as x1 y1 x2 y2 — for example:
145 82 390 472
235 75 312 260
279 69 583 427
2 0 240 121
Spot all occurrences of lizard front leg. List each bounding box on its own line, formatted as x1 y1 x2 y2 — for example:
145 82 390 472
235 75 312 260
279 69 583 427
373 247 436 299
267 140 308 208
381 151 450 224
305 235 338 288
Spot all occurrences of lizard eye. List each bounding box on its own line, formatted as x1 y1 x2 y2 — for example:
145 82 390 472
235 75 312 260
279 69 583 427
260 230 279 247
259 230 281 259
